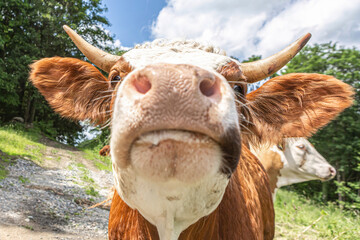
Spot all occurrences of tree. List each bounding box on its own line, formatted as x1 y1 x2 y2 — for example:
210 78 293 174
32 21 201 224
0 0 116 144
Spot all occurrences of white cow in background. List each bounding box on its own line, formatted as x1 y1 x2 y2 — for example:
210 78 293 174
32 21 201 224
251 138 336 197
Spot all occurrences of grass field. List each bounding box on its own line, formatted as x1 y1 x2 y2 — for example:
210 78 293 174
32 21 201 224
0 124 45 165
275 189 359 240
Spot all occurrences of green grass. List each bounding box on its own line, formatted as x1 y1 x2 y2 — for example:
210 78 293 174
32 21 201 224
0 151 14 180
0 164 8 180
85 186 99 197
76 163 95 184
81 147 112 171
18 175 30 184
50 149 59 154
275 189 360 239
74 162 100 197
22 225 34 231
0 125 45 164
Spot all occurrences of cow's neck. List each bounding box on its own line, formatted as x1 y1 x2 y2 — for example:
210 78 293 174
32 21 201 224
251 145 284 194
108 145 275 240
277 167 317 188
108 175 254 240
108 190 219 240
112 164 229 239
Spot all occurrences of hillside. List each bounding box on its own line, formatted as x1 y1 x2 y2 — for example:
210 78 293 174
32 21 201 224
0 125 359 239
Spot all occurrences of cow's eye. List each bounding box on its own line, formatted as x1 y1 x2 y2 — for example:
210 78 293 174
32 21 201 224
233 84 244 96
112 75 121 82
297 144 305 150
277 143 284 151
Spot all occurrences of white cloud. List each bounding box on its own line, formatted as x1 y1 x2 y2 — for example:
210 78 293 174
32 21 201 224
152 0 360 60
114 39 122 48
113 39 131 51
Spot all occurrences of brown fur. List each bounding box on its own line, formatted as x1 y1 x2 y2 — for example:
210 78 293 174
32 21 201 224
29 57 112 124
99 145 111 156
217 61 246 83
243 73 354 146
218 61 248 98
253 146 284 193
108 57 133 88
108 144 274 240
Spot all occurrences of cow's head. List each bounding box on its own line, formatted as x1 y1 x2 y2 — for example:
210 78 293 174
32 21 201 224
276 138 336 186
29 26 353 239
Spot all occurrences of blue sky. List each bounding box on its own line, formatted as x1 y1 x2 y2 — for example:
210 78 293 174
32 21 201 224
102 0 360 60
103 0 166 46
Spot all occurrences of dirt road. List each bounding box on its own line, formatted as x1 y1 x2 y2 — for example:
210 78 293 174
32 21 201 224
0 139 112 240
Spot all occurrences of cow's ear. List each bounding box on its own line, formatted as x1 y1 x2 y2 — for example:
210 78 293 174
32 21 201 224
242 73 354 145
29 57 112 124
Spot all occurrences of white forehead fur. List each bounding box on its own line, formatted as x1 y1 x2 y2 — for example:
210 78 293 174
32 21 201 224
123 39 233 71
134 39 227 55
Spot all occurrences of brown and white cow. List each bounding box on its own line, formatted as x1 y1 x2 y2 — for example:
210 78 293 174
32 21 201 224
29 26 353 240
251 138 336 198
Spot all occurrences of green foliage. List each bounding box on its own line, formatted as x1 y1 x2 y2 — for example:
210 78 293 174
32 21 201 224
275 189 360 239
283 43 360 210
240 54 261 62
78 127 110 149
0 0 115 144
335 181 360 210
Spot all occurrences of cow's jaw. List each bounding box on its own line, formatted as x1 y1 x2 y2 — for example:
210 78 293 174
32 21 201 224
112 130 229 240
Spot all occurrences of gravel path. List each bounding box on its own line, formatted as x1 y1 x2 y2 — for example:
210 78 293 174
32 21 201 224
0 153 113 239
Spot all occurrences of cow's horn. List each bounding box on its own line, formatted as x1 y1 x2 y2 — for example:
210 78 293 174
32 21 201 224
240 33 311 83
63 25 120 72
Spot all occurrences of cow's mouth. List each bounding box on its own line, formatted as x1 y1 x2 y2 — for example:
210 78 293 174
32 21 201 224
319 174 335 182
133 129 215 146
129 130 224 182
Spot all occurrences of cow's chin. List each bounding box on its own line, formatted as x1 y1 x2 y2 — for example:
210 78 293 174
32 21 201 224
129 130 222 183
112 130 229 239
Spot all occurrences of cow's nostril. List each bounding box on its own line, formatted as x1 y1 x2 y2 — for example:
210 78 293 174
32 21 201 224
329 167 336 176
133 74 151 94
200 79 218 97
